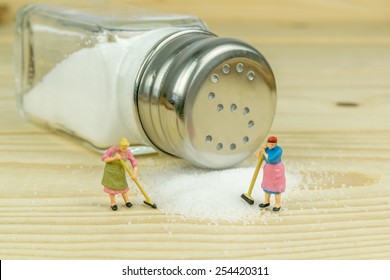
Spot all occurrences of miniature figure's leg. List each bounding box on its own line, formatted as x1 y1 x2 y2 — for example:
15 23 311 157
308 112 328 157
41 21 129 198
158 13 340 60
275 194 281 207
259 192 271 208
109 194 116 206
121 193 129 203
121 193 133 208
264 192 271 204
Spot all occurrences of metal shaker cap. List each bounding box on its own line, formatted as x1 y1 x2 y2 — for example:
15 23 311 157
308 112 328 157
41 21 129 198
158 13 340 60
136 29 276 169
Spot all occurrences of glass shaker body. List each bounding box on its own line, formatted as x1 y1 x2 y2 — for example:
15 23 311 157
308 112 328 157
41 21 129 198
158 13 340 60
14 4 277 169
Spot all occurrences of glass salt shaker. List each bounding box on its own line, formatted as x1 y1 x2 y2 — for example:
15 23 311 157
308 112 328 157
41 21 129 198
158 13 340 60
14 3 277 169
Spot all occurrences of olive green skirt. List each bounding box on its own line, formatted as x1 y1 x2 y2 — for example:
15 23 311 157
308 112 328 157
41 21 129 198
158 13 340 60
101 159 128 191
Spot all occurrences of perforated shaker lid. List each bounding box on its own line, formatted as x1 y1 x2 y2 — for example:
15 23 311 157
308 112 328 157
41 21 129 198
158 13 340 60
136 30 276 169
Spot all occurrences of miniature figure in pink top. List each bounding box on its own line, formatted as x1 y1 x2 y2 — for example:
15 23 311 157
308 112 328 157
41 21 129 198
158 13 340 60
101 138 138 211
258 136 286 211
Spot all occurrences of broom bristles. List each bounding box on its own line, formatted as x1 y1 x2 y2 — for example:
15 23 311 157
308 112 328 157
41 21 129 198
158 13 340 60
144 200 157 209
241 193 254 205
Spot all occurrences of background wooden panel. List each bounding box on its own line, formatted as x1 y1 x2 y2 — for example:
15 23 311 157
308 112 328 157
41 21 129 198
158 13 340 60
2 0 390 24
0 0 390 259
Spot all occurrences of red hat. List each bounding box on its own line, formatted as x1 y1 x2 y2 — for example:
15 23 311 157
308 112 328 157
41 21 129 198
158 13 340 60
267 136 278 143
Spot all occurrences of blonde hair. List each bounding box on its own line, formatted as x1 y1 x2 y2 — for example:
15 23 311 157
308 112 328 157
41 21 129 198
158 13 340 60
119 138 130 147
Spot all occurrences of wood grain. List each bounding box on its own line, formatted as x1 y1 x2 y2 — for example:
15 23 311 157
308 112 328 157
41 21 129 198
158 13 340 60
1 0 390 259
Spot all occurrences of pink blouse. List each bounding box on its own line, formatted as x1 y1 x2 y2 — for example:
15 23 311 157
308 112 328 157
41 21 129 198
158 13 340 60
101 146 138 168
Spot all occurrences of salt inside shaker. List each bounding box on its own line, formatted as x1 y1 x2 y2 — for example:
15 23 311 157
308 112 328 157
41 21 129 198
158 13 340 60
14 4 276 169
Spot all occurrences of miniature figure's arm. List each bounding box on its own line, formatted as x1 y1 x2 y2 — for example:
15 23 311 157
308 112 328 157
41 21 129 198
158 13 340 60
127 151 138 179
257 144 268 158
101 146 120 163
132 166 139 179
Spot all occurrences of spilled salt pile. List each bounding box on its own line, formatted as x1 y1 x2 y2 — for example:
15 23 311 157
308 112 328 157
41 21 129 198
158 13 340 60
136 161 302 222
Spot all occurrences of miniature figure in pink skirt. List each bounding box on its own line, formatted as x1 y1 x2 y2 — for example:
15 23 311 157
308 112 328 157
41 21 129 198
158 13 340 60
258 136 286 211
101 138 138 211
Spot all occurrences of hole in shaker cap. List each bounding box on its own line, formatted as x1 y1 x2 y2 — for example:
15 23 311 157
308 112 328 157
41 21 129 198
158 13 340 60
217 104 224 112
222 64 230 74
230 103 237 112
243 136 249 144
211 74 219 83
243 107 250 115
236 63 244 73
248 120 254 128
230 143 237 150
216 143 223 150
247 71 255 81
205 135 213 143
208 92 216 100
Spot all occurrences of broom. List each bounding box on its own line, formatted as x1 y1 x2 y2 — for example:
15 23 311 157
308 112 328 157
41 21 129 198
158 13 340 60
241 153 264 205
119 158 157 209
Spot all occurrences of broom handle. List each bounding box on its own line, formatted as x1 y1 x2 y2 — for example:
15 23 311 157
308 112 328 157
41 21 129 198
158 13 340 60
247 153 264 196
118 158 153 202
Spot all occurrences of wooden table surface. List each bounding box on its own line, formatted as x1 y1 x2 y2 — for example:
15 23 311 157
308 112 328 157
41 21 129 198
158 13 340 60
1 0 390 259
